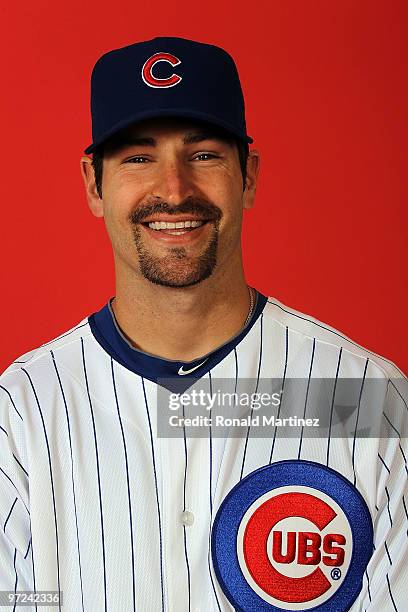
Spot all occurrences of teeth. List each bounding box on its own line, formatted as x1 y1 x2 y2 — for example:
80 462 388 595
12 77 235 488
148 220 205 230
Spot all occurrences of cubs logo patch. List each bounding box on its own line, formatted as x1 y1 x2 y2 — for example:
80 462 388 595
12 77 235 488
211 460 373 611
141 52 182 88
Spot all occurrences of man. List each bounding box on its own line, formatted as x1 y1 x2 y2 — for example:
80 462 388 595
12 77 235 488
0 36 406 612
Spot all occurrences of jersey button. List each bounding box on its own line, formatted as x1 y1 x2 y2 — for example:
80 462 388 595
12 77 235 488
180 510 194 526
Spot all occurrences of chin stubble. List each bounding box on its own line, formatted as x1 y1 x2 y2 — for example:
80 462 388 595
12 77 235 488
129 198 222 288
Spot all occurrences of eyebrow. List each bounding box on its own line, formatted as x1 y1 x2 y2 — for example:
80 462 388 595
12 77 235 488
116 131 232 149
183 131 232 145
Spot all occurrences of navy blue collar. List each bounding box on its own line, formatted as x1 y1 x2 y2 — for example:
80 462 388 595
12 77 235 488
89 290 267 392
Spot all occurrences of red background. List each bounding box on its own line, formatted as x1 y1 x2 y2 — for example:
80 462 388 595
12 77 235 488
1 1 407 373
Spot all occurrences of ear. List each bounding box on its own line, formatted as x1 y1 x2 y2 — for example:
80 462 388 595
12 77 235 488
80 156 104 218
243 150 260 210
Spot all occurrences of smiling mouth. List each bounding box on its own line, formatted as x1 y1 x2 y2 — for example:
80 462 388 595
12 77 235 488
141 219 211 236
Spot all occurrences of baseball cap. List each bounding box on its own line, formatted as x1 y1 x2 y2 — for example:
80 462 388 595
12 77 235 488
84 36 253 154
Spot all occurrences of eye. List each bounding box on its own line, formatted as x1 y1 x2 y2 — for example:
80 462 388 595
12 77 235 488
125 156 150 164
193 152 219 161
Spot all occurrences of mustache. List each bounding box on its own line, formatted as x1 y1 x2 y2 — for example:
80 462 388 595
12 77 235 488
129 197 222 224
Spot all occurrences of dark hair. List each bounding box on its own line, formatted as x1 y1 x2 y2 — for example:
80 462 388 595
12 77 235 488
91 136 249 199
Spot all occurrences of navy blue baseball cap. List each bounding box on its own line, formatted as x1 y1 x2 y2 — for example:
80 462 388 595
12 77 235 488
85 36 253 154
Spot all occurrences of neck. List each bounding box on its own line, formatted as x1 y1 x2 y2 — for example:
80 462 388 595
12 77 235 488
111 263 251 362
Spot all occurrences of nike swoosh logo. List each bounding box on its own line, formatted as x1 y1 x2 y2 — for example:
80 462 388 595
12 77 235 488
178 359 208 376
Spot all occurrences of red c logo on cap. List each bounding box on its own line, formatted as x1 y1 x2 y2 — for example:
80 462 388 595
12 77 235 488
142 52 182 88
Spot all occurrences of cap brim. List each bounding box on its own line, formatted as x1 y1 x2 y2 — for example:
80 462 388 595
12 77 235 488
84 108 253 154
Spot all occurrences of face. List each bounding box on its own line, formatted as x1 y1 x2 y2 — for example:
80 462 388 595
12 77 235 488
82 117 259 288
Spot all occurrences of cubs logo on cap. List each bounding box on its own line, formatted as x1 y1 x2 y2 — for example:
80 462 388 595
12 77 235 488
141 52 182 88
211 460 373 611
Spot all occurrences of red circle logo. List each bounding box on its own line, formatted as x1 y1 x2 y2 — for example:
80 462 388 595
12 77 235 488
237 486 353 609
141 52 182 88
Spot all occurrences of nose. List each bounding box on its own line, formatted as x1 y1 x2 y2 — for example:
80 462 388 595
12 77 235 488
150 156 195 205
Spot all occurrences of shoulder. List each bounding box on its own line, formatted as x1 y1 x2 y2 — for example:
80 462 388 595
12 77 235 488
263 295 406 380
0 315 93 391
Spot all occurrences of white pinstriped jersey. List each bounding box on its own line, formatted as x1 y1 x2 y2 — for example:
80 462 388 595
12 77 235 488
0 292 407 611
